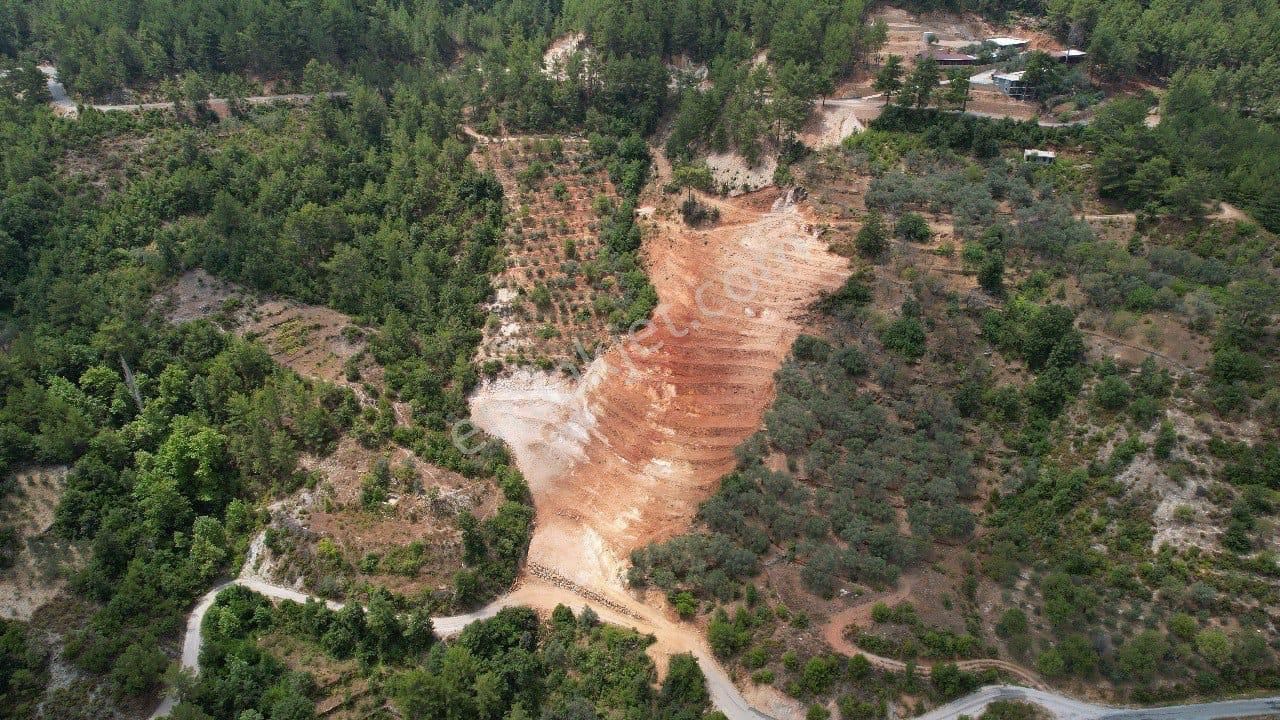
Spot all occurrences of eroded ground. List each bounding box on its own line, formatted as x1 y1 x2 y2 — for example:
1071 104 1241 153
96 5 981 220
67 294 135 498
471 185 849 596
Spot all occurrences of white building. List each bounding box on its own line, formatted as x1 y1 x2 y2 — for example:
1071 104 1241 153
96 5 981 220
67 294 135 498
986 37 1030 49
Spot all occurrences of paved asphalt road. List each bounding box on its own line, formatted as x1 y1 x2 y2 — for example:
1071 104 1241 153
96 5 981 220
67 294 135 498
917 685 1280 720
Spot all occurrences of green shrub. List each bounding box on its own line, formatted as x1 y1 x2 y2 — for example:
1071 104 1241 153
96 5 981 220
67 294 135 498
1168 613 1198 640
1094 375 1131 411
793 335 833 362
1153 421 1177 459
895 212 932 242
672 591 697 619
856 211 889 259
978 251 1005 296
994 608 1027 638
834 346 869 375
881 317 926 359
1035 648 1065 677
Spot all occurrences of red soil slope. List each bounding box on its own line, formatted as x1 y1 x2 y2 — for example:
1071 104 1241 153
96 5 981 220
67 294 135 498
473 189 849 593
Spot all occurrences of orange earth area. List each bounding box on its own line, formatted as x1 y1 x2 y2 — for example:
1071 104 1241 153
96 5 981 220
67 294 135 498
470 187 850 598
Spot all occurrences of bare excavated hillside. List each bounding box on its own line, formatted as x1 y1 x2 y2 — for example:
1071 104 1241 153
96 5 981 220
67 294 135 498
471 185 849 594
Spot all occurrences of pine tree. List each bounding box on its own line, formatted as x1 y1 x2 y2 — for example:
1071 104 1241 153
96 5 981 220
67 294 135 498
873 54 904 105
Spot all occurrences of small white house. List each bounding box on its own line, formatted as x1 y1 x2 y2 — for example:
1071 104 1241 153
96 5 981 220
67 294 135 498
993 70 1030 98
1052 49 1088 64
1024 149 1057 164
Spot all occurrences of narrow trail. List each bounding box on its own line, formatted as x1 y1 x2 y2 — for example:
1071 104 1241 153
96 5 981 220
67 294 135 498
818 576 1047 690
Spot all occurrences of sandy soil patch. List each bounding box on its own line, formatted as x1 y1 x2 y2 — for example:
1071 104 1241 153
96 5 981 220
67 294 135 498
801 99 875 149
872 5 986 62
471 187 850 598
741 682 808 718
543 32 588 80
1102 414 1221 554
965 89 1039 121
1211 201 1253 223
1076 310 1211 371
870 5 1062 67
1082 213 1137 243
0 467 82 621
467 364 604 492
705 152 777 195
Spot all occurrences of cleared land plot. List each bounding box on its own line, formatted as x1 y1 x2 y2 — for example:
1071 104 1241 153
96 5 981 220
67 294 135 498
471 186 850 596
157 270 486 602
260 438 499 602
471 136 623 367
0 466 82 621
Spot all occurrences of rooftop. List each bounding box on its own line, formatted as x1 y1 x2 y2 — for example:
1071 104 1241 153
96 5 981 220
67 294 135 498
918 48 978 62
986 37 1030 47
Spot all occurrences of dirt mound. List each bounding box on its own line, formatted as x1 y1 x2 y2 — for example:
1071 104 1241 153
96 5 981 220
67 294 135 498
801 99 879 149
471 190 849 594
705 152 777 195
544 33 588 80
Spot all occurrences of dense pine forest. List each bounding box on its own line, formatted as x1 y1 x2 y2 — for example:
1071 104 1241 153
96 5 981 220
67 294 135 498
2 0 1280 719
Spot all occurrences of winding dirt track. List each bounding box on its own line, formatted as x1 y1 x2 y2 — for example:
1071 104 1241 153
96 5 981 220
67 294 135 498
817 575 1046 689
149 568 775 720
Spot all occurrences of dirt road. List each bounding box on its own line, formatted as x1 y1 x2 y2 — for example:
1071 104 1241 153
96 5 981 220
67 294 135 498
917 686 1110 720
153 561 1280 720
150 551 777 720
37 65 344 117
